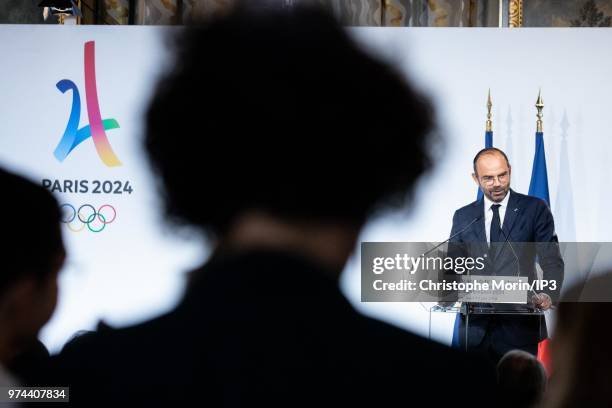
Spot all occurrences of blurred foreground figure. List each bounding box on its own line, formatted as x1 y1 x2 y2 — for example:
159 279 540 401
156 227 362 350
46 6 497 406
544 273 612 408
497 349 546 408
0 168 64 386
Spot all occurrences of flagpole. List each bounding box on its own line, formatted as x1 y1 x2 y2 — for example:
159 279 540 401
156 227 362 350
536 89 544 132
486 89 493 132
531 90 555 373
477 91 493 201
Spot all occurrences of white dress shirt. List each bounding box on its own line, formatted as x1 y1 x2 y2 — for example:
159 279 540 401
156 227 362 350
483 191 510 245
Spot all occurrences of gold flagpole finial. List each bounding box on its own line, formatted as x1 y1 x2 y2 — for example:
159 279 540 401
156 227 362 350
536 88 544 132
486 89 493 132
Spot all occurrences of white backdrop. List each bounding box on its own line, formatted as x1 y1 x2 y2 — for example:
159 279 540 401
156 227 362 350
0 25 207 352
0 26 611 351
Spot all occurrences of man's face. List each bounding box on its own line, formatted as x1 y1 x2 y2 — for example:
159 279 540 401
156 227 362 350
472 152 511 202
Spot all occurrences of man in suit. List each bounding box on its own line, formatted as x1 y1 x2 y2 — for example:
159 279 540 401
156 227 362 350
449 147 564 363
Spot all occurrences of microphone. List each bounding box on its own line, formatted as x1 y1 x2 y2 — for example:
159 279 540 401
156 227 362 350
421 214 483 258
497 222 548 306
495 218 521 279
422 215 483 311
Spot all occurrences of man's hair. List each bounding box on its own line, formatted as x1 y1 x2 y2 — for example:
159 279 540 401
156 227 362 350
473 147 510 175
497 349 546 407
0 167 64 294
144 6 435 235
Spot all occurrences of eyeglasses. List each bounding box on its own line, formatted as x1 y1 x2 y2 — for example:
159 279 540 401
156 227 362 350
480 173 508 186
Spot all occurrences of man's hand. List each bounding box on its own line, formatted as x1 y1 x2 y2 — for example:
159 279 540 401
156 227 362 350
531 293 552 310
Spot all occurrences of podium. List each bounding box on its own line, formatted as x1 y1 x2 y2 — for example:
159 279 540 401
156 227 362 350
461 303 545 351
429 303 546 351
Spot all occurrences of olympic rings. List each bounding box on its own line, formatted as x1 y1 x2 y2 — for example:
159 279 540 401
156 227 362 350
60 203 117 233
97 204 116 223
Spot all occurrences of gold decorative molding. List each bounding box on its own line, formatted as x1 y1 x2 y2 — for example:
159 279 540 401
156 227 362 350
468 0 476 27
509 0 523 28
384 0 405 27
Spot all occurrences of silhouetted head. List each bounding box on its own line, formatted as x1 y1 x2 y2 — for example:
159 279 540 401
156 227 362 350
497 349 546 408
0 167 64 363
145 6 435 241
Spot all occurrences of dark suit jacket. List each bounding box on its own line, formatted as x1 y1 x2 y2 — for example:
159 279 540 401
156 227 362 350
31 249 497 406
449 189 564 347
